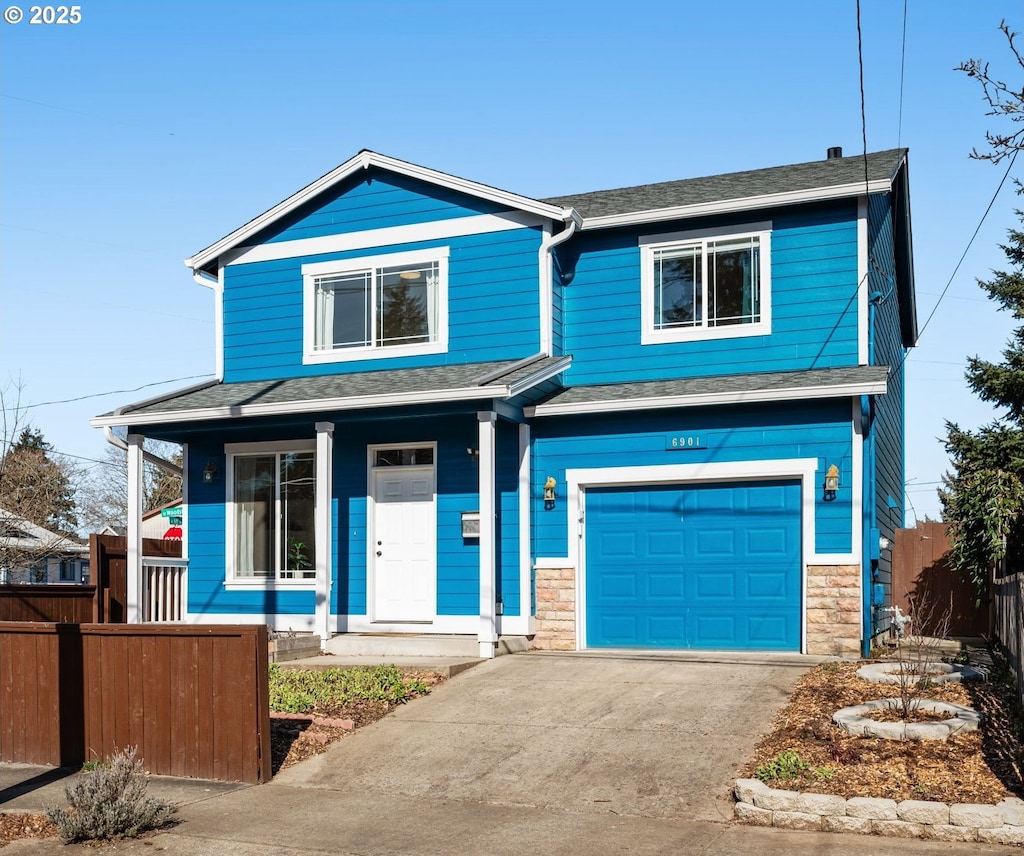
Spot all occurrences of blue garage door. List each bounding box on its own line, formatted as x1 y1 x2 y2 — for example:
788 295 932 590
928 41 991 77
585 480 801 651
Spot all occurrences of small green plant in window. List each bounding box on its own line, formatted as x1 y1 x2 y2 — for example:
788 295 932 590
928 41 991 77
287 539 311 571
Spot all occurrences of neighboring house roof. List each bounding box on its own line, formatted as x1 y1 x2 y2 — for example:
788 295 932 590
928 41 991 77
543 149 907 227
0 506 89 557
526 366 890 417
91 356 570 428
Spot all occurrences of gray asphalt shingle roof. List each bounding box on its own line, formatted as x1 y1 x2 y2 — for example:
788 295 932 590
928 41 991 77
544 149 906 220
113 357 566 417
532 366 889 409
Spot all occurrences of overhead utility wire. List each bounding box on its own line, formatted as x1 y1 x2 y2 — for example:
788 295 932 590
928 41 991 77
897 0 908 151
12 374 215 411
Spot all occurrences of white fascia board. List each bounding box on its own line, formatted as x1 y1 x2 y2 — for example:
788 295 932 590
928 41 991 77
579 179 892 231
507 355 572 397
91 384 518 429
224 210 546 267
526 380 888 418
186 150 570 272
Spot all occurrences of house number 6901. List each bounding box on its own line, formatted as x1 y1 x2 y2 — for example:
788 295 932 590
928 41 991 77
666 435 706 450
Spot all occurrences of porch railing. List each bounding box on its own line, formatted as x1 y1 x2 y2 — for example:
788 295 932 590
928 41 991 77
142 556 188 622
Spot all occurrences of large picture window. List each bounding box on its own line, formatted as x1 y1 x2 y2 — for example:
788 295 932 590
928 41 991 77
303 248 448 363
229 445 316 582
640 224 771 343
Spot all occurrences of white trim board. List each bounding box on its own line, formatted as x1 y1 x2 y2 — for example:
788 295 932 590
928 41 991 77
526 379 888 418
565 458 837 655
186 150 570 273
224 210 545 267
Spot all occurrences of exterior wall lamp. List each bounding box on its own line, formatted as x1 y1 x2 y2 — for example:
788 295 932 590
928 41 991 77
823 464 840 502
543 476 557 510
203 461 218 484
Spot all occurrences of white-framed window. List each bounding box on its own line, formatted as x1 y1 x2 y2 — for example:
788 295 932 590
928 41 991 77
226 440 316 585
640 222 771 344
302 247 449 364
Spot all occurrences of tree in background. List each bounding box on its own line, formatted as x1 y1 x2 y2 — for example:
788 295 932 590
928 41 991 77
942 22 1024 596
77 441 182 534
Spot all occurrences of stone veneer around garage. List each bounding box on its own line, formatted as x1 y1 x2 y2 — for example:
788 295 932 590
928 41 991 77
532 564 576 651
805 564 861 658
533 563 864 655
734 779 1024 845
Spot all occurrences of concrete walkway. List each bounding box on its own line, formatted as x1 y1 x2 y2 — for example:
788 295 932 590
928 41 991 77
3 650 1018 854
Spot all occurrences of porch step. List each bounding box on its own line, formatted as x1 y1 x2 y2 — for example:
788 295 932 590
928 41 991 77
324 633 530 658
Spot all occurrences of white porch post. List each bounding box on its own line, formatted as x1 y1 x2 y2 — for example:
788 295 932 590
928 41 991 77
315 422 334 648
126 433 145 624
478 411 498 658
519 423 534 636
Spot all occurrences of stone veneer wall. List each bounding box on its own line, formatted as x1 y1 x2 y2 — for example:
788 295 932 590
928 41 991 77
806 564 862 658
735 779 1024 845
532 565 575 650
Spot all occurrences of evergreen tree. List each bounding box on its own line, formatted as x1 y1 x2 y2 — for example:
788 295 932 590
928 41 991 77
0 427 79 536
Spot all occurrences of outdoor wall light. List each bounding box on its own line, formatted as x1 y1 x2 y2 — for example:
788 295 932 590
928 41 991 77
203 461 218 484
823 464 840 502
466 447 479 462
543 476 557 510
879 535 892 553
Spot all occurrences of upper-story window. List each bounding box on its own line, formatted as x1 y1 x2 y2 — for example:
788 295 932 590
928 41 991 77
303 248 449 364
640 223 771 344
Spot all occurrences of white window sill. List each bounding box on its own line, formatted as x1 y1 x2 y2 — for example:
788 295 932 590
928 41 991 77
224 580 316 591
302 339 448 365
641 321 771 345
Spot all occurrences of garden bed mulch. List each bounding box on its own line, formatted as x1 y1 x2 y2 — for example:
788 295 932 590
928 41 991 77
741 657 1024 804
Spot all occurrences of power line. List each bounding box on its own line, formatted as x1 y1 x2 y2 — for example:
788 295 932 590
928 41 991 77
896 0 908 150
856 0 870 194
9 374 215 411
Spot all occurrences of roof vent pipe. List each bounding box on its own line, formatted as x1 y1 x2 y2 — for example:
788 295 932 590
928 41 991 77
827 146 843 160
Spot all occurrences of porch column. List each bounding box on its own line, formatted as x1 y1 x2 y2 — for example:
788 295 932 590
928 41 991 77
478 411 497 658
315 422 334 648
126 433 145 623
519 423 535 636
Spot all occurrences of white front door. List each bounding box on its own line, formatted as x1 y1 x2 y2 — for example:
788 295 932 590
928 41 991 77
371 460 436 622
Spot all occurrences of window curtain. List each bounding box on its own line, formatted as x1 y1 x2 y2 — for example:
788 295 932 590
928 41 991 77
315 279 334 350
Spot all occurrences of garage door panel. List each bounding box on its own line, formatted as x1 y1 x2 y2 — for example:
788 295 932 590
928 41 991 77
586 480 801 651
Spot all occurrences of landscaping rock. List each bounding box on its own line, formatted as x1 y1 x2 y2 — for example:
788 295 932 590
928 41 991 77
751 787 803 812
771 810 823 831
998 797 1024 826
795 792 847 815
978 825 1024 846
733 802 773 827
896 799 949 825
871 819 926 838
822 815 873 834
846 797 897 820
733 778 767 805
922 824 978 843
949 803 1006 828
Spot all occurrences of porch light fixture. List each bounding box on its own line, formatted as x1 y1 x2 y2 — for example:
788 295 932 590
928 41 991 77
879 535 892 553
203 461 218 484
467 447 479 462
823 464 840 502
543 476 557 510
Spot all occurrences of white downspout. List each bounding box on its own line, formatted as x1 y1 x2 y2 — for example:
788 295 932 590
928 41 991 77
193 269 224 382
103 419 182 477
537 210 581 356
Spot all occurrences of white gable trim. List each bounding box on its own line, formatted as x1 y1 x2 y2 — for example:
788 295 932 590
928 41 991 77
224 210 546 267
186 151 570 272
580 179 892 231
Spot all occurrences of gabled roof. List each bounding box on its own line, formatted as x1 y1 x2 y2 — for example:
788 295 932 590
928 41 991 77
545 149 908 229
526 366 889 417
91 356 571 428
185 150 575 275
0 506 89 556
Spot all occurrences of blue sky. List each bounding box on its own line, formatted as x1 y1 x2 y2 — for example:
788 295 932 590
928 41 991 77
0 0 1021 522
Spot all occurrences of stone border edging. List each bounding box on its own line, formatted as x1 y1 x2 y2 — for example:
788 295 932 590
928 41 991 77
856 662 986 685
734 778 1024 844
832 698 981 740
269 711 355 730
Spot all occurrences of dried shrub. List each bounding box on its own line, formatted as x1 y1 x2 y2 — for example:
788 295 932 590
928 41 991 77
45 747 177 843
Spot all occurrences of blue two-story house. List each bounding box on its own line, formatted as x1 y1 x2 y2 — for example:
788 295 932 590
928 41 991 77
93 147 915 658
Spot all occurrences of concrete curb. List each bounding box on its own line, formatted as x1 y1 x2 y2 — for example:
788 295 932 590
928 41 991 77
734 778 1024 844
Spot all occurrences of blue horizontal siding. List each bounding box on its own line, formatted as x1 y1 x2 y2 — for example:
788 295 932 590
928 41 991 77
252 169 507 245
532 401 855 562
563 202 860 384
223 227 543 382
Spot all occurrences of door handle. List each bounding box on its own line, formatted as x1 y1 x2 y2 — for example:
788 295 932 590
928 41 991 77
376 551 382 557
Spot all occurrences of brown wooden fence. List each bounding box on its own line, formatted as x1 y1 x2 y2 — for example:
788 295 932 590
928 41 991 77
994 572 1024 706
0 584 97 623
892 521 987 637
0 623 271 783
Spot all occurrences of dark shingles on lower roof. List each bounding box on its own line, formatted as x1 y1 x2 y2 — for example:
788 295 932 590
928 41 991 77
543 149 906 220
534 366 890 407
120 358 564 416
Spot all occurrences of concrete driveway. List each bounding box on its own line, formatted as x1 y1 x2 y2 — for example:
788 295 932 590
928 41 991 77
275 650 810 822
